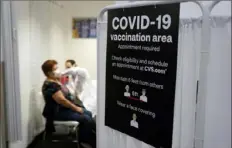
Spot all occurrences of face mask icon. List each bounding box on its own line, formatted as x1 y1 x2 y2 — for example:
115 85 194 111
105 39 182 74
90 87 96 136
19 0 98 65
130 113 139 128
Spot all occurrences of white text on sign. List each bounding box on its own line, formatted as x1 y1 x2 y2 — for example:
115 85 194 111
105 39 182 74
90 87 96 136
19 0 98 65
112 15 172 30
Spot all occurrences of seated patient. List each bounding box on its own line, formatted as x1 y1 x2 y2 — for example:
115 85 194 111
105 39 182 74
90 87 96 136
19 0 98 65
41 60 96 148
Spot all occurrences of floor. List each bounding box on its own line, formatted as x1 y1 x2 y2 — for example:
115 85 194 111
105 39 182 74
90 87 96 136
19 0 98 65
27 132 78 148
34 141 77 148
28 122 96 148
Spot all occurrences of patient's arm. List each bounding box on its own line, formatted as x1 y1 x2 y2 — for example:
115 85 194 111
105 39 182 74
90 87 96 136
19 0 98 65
52 90 83 114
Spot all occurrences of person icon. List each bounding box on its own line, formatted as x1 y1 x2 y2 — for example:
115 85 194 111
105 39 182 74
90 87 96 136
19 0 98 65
140 89 148 102
124 85 131 97
130 113 139 128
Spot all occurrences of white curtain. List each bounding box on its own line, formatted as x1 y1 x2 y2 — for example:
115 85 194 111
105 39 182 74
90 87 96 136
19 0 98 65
203 16 231 148
98 18 202 148
172 18 202 148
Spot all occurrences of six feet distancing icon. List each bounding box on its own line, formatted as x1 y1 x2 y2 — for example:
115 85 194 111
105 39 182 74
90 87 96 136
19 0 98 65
124 85 148 103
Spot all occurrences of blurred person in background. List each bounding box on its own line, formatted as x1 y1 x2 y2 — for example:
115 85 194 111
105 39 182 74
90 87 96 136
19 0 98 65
65 59 77 69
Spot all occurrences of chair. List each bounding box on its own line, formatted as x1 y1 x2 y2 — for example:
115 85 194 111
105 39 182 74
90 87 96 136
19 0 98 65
53 121 79 141
38 91 81 147
43 120 80 147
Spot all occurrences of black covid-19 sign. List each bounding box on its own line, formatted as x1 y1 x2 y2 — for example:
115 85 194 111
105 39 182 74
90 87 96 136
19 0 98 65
105 4 180 148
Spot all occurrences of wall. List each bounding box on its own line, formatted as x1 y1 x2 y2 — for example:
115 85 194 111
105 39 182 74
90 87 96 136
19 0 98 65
49 2 70 71
68 39 97 80
29 1 70 88
61 1 113 80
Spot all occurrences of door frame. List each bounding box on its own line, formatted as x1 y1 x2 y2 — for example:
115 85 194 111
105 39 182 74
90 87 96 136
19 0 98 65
1 0 7 147
1 0 22 145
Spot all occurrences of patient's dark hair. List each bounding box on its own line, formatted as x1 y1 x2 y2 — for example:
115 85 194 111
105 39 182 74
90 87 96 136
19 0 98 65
66 59 76 66
41 60 57 77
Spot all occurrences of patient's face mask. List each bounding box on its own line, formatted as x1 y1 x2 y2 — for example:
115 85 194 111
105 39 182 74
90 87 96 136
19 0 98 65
53 69 61 78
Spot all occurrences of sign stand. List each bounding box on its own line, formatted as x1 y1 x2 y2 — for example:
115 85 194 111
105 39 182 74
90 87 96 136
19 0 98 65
97 1 222 148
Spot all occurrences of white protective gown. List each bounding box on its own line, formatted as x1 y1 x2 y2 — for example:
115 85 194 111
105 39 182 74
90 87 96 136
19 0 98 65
61 67 97 116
